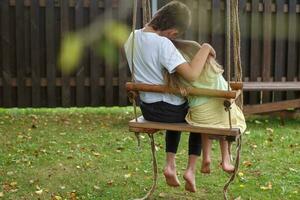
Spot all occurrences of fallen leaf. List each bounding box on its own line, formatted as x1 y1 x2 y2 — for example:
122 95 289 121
0 192 4 198
6 171 13 176
243 161 253 167
266 128 274 133
93 185 100 190
289 168 297 172
10 182 17 187
260 182 272 190
53 196 62 200
254 120 263 124
35 189 43 195
159 193 166 197
69 192 77 200
107 180 114 186
92 152 100 157
124 173 131 179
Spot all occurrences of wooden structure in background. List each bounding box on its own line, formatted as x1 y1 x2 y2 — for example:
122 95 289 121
0 0 299 107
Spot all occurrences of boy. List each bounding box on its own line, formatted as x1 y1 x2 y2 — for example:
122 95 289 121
124 1 215 192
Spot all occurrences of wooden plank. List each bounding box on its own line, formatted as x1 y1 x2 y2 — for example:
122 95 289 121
61 0 71 107
129 116 239 136
239 0 250 105
75 0 85 107
243 82 300 91
298 2 300 95
2 78 300 92
90 0 101 106
249 0 261 104
243 99 300 115
274 0 287 101
8 0 120 8
136 0 143 29
31 0 41 107
211 0 224 66
261 0 272 103
118 50 128 106
46 0 56 107
104 0 113 106
197 0 209 43
118 0 128 106
183 0 195 40
1 1 12 107
24 5 31 106
158 0 170 8
286 0 297 100
0 77 125 87
15 0 26 107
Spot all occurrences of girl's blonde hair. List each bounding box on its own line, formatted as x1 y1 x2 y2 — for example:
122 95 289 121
164 41 223 95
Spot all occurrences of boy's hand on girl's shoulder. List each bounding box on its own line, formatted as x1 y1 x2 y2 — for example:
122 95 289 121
202 43 216 59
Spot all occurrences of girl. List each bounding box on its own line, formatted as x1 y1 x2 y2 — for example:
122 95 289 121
167 40 246 174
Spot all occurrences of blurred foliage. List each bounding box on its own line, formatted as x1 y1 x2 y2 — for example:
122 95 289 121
59 33 83 74
59 21 130 74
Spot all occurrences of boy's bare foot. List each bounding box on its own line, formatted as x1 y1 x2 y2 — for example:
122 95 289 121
163 167 180 187
183 170 196 193
200 161 211 174
221 162 235 174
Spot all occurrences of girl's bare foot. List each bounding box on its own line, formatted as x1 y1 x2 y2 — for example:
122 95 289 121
183 170 196 192
201 161 211 174
221 162 235 174
163 167 180 187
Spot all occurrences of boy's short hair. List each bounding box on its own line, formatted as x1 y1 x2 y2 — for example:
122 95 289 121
148 1 191 35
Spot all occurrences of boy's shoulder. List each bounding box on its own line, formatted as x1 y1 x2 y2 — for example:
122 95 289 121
136 29 172 44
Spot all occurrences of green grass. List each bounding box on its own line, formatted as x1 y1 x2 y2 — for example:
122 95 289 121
0 107 299 200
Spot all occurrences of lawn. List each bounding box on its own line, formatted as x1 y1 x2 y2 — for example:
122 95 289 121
0 107 299 200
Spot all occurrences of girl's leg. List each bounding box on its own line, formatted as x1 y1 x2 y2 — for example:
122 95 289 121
183 133 201 192
183 155 198 192
201 134 212 174
219 140 234 173
164 130 181 187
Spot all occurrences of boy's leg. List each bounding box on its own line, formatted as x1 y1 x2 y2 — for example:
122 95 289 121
184 133 201 192
201 134 212 174
164 130 181 187
220 140 234 173
140 101 188 187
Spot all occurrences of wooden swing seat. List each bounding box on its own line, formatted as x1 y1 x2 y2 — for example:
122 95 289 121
129 116 240 140
127 82 242 140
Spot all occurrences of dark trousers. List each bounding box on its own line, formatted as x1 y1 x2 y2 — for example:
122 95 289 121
140 101 202 156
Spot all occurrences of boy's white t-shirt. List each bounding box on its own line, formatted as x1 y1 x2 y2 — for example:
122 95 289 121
124 29 187 105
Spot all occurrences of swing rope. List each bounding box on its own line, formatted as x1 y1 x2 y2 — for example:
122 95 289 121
223 0 243 199
225 0 233 130
130 1 158 200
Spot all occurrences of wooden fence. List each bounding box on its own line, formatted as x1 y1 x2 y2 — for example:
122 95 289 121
0 0 299 107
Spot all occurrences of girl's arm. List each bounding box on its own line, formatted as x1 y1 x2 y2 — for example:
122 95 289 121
175 43 215 82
